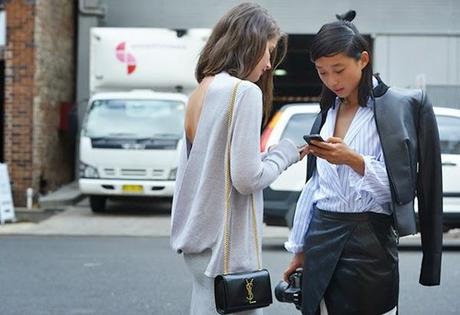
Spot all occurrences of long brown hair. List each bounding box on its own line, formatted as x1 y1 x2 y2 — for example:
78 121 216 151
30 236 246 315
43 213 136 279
195 2 287 126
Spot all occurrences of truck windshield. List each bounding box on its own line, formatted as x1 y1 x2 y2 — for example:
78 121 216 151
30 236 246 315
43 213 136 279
84 99 185 139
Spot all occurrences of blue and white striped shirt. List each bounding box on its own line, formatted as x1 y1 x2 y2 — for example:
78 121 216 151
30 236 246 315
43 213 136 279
285 97 392 253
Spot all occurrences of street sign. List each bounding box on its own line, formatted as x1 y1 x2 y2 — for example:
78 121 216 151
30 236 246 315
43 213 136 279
0 163 16 224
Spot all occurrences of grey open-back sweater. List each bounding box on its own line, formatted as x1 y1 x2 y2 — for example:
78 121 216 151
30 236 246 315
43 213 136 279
170 72 300 277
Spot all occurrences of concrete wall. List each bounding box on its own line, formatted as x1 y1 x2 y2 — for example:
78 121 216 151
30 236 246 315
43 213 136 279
101 0 460 34
374 35 460 88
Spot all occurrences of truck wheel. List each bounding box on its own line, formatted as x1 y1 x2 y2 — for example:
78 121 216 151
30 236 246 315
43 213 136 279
89 196 106 213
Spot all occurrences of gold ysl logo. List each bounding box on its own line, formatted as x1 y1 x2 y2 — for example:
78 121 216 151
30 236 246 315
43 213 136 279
245 278 256 304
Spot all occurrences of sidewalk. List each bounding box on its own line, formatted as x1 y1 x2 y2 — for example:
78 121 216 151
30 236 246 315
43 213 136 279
1 180 84 225
0 180 292 238
0 198 290 238
1 181 459 247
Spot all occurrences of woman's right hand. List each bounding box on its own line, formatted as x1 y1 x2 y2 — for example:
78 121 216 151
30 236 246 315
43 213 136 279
298 144 310 160
283 252 304 282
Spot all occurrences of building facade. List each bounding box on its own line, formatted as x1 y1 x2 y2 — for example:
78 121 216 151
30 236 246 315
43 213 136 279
2 0 75 206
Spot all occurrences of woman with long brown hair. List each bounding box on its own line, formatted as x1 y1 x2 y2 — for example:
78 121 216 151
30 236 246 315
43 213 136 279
171 3 307 314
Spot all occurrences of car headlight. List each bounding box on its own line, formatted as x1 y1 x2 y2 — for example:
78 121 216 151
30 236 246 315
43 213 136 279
79 162 99 178
169 168 177 180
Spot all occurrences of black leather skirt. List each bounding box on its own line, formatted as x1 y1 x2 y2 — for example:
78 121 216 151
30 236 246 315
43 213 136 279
301 209 399 315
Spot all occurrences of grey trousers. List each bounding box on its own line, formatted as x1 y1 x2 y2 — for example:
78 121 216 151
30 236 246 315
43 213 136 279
183 250 263 315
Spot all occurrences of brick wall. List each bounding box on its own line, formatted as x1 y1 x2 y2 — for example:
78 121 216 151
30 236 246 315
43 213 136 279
4 0 36 205
4 0 75 206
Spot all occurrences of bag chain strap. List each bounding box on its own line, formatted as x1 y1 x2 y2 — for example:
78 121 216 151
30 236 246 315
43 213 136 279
223 80 261 275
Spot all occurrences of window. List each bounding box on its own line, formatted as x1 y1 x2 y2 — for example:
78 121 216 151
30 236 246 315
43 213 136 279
84 99 185 139
437 115 460 154
281 113 317 147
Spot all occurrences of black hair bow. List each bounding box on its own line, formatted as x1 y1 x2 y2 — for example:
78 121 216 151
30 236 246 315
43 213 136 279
336 10 356 22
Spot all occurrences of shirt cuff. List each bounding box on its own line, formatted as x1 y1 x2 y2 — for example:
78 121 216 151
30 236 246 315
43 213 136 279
349 154 372 190
284 240 304 254
277 138 301 164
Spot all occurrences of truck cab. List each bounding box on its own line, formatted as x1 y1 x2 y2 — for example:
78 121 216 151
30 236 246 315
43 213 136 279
79 90 186 212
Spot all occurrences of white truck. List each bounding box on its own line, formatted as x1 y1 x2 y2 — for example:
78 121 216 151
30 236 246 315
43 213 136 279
79 28 209 212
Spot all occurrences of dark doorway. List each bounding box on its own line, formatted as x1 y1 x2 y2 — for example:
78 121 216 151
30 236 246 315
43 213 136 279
273 34 321 111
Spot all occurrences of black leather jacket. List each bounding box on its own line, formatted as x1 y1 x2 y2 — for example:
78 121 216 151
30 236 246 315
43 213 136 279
306 78 442 286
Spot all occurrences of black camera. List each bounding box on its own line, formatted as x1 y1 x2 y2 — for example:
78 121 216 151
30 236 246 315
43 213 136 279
274 269 302 310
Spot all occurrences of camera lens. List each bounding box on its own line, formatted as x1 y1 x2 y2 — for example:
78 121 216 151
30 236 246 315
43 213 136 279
274 281 289 302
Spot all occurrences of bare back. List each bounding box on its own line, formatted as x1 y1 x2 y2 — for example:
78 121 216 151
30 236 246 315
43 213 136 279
185 76 215 144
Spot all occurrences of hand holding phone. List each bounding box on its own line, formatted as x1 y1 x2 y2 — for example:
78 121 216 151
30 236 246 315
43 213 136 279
303 134 325 144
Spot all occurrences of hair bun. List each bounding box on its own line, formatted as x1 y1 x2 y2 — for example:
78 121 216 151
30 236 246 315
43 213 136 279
335 10 356 22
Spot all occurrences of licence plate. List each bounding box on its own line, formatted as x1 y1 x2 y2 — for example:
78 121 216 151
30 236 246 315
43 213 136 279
122 185 144 193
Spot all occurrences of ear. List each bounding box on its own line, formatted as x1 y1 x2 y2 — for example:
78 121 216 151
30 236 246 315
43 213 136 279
359 51 369 69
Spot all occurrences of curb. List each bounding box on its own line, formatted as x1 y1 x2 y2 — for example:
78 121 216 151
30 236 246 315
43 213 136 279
14 208 62 223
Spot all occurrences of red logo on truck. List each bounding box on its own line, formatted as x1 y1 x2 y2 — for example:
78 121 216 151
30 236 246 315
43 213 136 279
116 42 136 74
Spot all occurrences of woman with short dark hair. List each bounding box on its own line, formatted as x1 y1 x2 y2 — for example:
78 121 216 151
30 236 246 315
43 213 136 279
284 13 442 315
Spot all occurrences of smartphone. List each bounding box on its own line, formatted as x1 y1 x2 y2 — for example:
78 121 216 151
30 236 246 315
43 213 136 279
303 134 325 144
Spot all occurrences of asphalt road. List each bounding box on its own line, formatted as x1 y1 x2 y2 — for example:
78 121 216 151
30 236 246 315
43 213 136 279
0 235 459 315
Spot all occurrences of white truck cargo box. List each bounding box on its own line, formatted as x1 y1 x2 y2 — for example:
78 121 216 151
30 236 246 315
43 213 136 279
90 28 211 94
